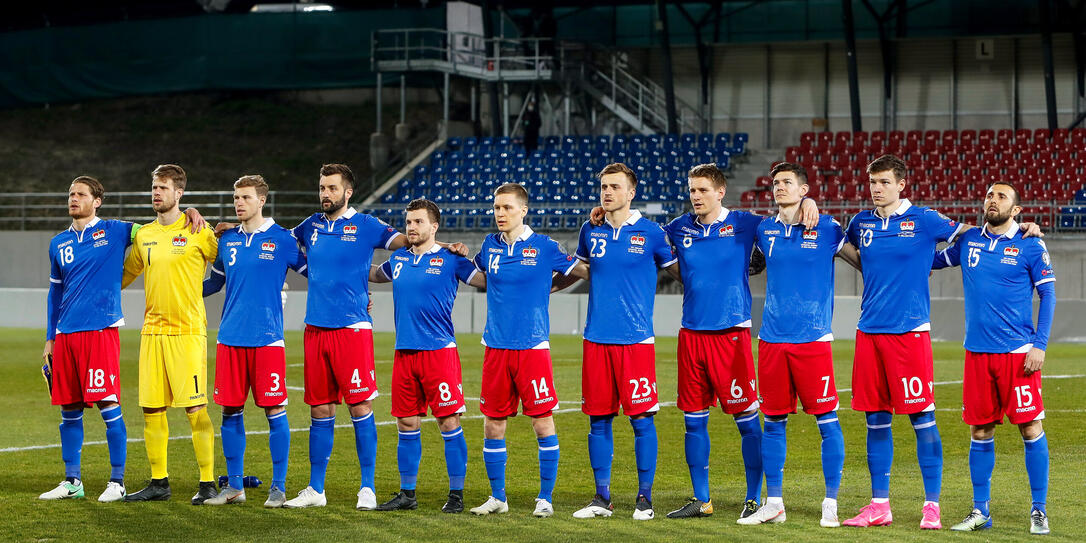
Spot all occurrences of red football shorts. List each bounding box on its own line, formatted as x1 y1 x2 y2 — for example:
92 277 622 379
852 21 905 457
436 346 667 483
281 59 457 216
303 325 378 406
479 347 558 418
391 347 467 418
963 350 1045 425
213 344 288 408
676 328 758 414
51 328 121 406
757 340 839 416
851 330 935 414
582 340 659 416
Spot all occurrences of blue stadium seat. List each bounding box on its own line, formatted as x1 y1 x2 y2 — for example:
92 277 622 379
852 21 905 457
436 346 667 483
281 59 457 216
613 135 628 149
715 133 732 149
1075 189 1086 204
697 133 713 148
480 137 496 149
447 137 462 150
734 132 749 143
595 135 611 147
463 137 478 150
544 135 561 148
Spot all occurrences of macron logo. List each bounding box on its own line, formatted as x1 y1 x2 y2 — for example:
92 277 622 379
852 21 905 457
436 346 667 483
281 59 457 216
430 257 444 267
900 220 915 231
172 236 187 247
1004 247 1020 257
522 248 538 258
802 230 818 240
630 235 646 246
261 241 276 252
92 229 106 240
343 225 358 234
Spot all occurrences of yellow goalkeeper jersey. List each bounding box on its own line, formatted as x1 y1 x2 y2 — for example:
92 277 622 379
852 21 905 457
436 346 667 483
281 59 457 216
123 214 218 335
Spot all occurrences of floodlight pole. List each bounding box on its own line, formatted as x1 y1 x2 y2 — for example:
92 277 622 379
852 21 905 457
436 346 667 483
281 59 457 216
1039 0 1059 134
656 0 679 134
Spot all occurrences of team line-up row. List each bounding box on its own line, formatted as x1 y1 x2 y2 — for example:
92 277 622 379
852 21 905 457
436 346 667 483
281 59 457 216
41 156 1054 534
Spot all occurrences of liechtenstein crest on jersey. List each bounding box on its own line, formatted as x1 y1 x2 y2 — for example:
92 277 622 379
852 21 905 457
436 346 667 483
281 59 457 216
718 225 734 236
429 257 444 267
343 225 358 234
630 234 646 246
1004 246 1020 257
522 247 538 258
802 230 818 240
900 220 915 231
92 229 106 240
172 235 187 246
261 241 276 252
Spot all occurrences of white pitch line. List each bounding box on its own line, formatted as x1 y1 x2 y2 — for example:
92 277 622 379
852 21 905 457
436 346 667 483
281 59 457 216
7 375 1083 455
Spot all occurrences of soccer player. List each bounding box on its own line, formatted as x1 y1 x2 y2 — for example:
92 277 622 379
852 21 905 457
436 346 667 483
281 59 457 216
931 183 1054 535
40 176 133 503
368 198 486 514
282 163 404 510
738 162 860 527
562 162 678 521
660 163 818 522
122 164 220 504
468 182 582 518
200 175 307 508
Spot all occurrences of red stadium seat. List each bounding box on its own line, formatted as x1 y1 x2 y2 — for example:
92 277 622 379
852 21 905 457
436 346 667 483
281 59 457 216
741 190 758 204
1016 128 1032 142
800 132 815 145
961 129 977 142
757 190 774 203
1034 128 1051 141
996 129 1013 142
756 175 772 189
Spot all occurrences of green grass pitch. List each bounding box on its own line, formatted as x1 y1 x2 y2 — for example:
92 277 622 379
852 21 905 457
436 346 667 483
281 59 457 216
0 328 1082 542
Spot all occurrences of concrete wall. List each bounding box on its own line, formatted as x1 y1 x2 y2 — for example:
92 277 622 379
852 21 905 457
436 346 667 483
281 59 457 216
6 288 1086 344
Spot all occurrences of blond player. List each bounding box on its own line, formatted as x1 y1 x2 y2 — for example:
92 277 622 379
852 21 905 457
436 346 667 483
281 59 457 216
122 164 220 505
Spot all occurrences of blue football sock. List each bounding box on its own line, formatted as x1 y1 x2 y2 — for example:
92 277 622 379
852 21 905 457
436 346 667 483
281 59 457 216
59 410 84 480
816 411 845 500
352 412 377 491
683 411 711 502
397 429 422 491
537 435 559 502
308 416 335 494
588 415 614 501
483 438 507 501
969 437 995 516
910 411 943 502
220 411 246 490
441 427 467 491
762 416 787 499
631 415 657 502
735 411 763 502
1023 432 1048 513
99 405 127 483
266 411 290 492
866 411 894 499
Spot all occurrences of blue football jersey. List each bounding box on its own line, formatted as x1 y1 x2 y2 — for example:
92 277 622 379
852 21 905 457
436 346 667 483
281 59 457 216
664 208 761 331
472 226 578 349
847 199 963 334
204 219 307 347
47 217 136 339
292 208 400 329
933 222 1056 353
578 210 676 344
755 214 846 343
380 245 478 351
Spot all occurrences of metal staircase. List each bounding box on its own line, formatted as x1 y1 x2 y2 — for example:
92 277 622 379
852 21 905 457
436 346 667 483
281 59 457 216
371 28 706 135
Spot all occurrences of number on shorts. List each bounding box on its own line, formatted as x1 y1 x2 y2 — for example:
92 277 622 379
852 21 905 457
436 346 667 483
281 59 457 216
193 374 199 394
730 379 744 399
351 369 362 388
269 372 280 391
1015 385 1034 407
531 378 549 399
901 376 923 398
88 368 104 388
629 377 652 400
438 382 452 402
821 375 830 397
